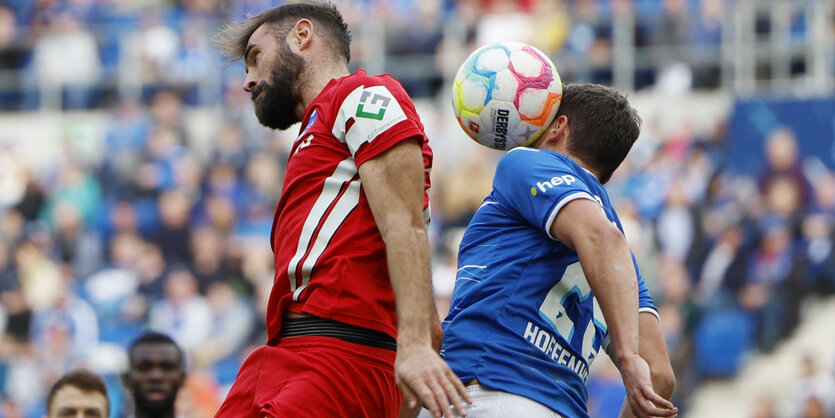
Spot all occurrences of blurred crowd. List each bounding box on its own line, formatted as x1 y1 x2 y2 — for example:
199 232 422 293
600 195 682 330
0 85 281 416
588 123 835 418
1 0 824 111
0 0 834 417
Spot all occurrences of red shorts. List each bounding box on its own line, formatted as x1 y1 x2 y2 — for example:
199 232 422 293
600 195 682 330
215 336 400 417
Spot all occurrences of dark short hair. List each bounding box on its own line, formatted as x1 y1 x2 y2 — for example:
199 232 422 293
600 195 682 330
128 331 184 370
215 0 351 64
558 83 642 183
46 369 109 415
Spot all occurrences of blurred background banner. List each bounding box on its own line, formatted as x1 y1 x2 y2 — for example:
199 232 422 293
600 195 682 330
0 1 833 417
728 97 835 175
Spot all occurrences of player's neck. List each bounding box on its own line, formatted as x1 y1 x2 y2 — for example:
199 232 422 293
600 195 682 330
541 143 602 182
300 60 351 116
566 154 602 181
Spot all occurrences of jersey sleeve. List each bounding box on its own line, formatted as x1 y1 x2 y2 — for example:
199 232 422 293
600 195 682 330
610 210 660 319
494 149 597 240
632 252 659 319
330 80 424 167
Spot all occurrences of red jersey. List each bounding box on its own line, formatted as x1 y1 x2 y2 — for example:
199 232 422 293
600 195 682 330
266 70 433 342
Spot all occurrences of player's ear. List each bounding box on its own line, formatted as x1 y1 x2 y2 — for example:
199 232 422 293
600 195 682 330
545 115 569 146
292 19 313 51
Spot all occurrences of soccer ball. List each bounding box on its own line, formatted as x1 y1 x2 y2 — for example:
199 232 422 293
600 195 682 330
452 42 562 150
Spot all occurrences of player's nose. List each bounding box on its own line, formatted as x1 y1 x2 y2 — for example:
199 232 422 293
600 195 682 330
243 76 257 93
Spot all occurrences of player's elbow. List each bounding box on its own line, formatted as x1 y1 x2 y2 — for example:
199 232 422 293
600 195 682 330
377 218 427 246
582 221 627 253
651 363 676 400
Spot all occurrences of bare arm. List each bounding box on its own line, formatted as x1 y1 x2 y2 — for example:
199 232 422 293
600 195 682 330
359 139 470 418
550 199 676 417
619 312 677 418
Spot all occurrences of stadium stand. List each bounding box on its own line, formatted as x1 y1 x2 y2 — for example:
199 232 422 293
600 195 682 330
0 1 833 417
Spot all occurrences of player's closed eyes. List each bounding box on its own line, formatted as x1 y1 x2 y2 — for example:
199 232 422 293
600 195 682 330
58 408 103 417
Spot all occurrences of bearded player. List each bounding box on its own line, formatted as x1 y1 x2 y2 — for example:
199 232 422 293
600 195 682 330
214 2 470 417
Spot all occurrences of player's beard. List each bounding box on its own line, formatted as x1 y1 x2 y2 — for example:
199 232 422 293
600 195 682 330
252 42 307 131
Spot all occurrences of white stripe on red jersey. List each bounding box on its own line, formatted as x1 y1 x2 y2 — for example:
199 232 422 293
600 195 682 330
266 69 433 343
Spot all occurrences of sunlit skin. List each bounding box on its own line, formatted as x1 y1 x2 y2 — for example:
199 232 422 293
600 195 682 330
123 344 184 418
47 386 108 418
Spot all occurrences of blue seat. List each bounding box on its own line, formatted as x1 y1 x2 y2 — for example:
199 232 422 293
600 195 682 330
212 354 244 386
99 321 144 346
694 309 754 378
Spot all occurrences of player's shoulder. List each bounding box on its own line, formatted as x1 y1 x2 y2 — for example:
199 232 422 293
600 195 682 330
354 69 406 90
323 70 415 120
333 69 410 99
499 147 576 174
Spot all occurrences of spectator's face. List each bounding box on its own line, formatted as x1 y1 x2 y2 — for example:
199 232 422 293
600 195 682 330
244 23 306 130
814 173 835 209
765 176 800 217
0 7 16 46
109 233 143 267
802 396 826 418
158 191 191 228
164 269 198 302
765 129 798 170
48 385 108 418
124 343 184 412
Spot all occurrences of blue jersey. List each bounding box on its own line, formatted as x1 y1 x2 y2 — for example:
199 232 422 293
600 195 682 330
441 147 657 418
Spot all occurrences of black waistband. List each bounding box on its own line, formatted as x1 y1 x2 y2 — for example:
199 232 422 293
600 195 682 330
279 316 397 351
